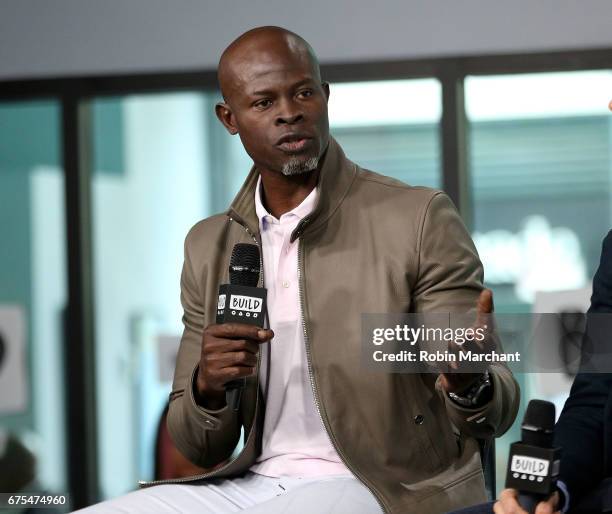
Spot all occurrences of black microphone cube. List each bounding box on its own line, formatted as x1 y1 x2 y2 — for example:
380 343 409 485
217 284 267 327
505 442 561 495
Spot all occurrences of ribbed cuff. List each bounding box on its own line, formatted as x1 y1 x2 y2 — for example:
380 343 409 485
556 480 570 513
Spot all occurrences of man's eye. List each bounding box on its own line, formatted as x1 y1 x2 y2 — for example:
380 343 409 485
298 90 313 98
254 99 272 109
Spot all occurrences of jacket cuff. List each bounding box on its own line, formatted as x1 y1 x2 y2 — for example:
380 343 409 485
556 480 570 513
437 366 505 436
185 364 236 431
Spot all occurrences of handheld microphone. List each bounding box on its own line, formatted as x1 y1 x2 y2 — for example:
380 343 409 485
217 243 267 411
505 399 561 513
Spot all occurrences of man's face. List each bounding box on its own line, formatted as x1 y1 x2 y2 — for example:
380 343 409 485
217 43 330 176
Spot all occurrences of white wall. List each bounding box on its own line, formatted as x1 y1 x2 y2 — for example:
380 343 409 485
1 0 612 80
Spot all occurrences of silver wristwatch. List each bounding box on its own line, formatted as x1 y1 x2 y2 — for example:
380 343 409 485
448 371 492 408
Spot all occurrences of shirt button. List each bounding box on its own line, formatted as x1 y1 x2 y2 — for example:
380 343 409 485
414 414 424 425
282 281 290 288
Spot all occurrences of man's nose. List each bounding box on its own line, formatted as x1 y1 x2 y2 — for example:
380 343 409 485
276 111 304 124
276 99 304 124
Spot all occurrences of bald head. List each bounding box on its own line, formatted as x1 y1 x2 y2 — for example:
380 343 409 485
214 26 330 179
218 26 321 102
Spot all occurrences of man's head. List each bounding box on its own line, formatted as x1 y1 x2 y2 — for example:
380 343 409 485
215 27 330 176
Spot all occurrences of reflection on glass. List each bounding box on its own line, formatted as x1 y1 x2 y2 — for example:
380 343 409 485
0 100 67 504
330 79 442 188
467 70 612 309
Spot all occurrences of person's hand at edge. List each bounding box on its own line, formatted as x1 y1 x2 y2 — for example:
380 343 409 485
439 288 495 394
493 488 560 514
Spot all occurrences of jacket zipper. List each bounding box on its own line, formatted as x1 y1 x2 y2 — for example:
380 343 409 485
296 237 387 514
139 218 263 488
238 216 385 513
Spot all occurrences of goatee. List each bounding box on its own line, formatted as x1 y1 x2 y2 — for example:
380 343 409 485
281 156 319 176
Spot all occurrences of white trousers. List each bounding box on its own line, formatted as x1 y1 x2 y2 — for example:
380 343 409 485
74 472 382 513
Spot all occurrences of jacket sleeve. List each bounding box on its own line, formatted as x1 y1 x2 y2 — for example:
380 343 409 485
165 228 241 468
412 192 520 439
554 373 608 503
553 230 612 502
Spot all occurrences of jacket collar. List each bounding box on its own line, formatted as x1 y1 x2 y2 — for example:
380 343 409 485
227 136 357 242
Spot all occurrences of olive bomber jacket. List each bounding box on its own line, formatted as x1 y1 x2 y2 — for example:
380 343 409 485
162 138 520 514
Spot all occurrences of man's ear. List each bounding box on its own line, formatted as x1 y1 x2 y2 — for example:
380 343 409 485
215 102 238 135
322 82 330 103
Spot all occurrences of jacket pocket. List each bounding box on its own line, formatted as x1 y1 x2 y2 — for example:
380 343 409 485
400 459 486 505
408 376 461 470
403 376 445 472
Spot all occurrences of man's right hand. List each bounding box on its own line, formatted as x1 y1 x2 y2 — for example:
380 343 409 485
494 488 560 514
195 323 274 410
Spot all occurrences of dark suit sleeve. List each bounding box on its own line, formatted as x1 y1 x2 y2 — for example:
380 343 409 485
590 230 612 314
554 230 612 502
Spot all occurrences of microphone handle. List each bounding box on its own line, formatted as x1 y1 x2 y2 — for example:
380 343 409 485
216 286 244 411
517 493 546 514
225 379 244 411
216 282 266 412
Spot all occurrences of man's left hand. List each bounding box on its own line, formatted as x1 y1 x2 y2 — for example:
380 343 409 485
438 288 495 394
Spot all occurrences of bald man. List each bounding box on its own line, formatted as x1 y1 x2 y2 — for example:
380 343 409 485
78 27 518 513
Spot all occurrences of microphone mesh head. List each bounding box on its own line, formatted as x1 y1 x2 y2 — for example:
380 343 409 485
521 399 555 447
229 243 261 287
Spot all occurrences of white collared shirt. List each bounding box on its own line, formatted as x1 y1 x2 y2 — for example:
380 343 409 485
250 176 351 478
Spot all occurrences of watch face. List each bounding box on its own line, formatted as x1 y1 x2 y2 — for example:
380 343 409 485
449 372 492 407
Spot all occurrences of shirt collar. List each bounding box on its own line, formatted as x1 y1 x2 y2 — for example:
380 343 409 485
254 175 318 227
